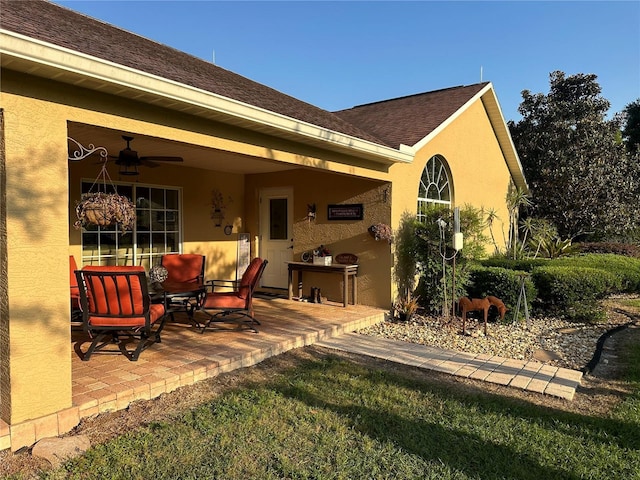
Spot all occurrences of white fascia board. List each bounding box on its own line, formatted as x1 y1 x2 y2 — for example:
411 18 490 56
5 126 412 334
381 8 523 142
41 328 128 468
480 87 529 192
1 30 413 165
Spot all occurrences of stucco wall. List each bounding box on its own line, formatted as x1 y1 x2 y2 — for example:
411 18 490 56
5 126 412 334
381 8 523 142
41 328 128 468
245 170 392 308
390 99 513 253
0 90 72 424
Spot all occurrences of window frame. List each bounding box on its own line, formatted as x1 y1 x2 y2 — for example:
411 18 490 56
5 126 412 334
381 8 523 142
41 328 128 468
417 155 452 222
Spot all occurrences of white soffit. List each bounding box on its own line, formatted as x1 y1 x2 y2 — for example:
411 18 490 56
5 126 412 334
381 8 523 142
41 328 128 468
0 30 413 166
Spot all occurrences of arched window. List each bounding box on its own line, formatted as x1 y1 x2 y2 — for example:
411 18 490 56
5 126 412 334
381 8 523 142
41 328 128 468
417 155 451 222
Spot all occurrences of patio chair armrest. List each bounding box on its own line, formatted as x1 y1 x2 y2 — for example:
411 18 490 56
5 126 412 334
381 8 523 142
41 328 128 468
206 279 240 292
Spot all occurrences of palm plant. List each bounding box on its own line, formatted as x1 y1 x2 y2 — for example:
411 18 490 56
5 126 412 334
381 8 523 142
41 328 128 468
506 186 532 259
484 207 500 255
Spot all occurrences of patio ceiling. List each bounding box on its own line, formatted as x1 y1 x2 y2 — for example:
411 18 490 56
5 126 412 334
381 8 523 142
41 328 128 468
67 123 296 175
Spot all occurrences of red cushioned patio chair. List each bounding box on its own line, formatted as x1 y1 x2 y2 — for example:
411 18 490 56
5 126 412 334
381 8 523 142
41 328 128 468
197 257 268 333
75 266 168 361
160 253 205 320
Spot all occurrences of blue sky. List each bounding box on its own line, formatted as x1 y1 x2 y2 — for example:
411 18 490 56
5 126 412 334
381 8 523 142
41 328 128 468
54 1 639 123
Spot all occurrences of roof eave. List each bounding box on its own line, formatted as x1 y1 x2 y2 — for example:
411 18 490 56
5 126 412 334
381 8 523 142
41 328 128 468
479 85 529 193
0 30 413 166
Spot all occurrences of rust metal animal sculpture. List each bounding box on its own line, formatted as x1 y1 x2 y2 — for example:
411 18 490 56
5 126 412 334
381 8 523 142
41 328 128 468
458 296 507 335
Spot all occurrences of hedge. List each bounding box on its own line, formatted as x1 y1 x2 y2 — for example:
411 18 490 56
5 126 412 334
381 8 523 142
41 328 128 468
549 254 640 292
472 254 640 322
531 266 621 322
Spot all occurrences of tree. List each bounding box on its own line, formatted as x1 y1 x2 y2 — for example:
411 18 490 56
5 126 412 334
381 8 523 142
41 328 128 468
622 99 640 153
508 71 639 239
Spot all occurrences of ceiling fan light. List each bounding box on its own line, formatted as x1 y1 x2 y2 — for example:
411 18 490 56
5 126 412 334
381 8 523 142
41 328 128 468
119 164 139 176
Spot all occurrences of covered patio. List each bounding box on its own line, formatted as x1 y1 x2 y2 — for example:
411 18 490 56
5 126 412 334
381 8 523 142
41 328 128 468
1 298 384 450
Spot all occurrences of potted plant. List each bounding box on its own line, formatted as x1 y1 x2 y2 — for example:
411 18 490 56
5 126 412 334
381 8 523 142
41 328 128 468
369 223 393 243
74 192 136 233
393 293 420 322
312 244 332 265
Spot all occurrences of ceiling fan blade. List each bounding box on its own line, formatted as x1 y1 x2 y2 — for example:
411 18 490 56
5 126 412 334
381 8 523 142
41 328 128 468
140 159 161 168
140 156 183 162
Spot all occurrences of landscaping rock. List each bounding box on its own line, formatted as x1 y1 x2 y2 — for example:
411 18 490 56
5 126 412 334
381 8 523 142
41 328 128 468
359 309 633 371
32 435 90 467
533 349 562 363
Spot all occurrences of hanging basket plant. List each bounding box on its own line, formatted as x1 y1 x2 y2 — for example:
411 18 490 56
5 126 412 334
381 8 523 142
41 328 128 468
74 192 136 233
368 223 393 244
73 156 136 233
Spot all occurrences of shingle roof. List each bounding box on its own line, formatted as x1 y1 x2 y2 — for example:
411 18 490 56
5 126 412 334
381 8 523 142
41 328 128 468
333 83 489 149
0 0 385 145
1 0 490 151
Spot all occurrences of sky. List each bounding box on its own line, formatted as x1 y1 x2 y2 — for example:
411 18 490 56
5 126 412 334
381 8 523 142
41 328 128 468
53 1 640 123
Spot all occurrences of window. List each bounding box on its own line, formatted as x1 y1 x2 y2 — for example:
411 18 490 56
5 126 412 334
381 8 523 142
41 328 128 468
417 155 451 222
80 181 181 269
269 198 288 240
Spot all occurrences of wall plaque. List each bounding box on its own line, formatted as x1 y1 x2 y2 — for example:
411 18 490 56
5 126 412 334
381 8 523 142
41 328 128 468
327 204 364 221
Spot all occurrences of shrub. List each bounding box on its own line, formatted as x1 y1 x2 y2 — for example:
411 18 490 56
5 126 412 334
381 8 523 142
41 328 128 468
413 204 486 315
531 266 621 322
483 253 640 294
467 266 537 322
551 254 640 292
478 253 640 321
393 213 421 301
577 242 640 258
481 257 550 272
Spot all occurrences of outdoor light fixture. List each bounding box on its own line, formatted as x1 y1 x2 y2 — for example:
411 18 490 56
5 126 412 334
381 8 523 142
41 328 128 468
119 163 140 176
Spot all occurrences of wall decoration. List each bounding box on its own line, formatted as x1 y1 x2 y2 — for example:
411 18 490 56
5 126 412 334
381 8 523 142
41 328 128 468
210 188 232 227
327 204 364 221
307 203 316 221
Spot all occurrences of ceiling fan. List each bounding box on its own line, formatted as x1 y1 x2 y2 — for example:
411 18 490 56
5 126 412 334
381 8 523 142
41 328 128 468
111 135 183 175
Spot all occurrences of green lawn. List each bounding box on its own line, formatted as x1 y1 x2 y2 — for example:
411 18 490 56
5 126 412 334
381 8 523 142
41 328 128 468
27 341 640 479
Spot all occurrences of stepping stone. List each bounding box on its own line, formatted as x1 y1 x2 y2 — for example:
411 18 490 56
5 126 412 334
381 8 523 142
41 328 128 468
533 348 562 363
32 435 90 467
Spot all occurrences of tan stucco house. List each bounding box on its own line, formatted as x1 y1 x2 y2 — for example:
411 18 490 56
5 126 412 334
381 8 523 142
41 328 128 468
0 0 527 450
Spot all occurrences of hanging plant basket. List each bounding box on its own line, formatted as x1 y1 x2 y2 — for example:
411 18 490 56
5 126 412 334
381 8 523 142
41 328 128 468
74 192 136 233
368 223 393 244
73 156 136 233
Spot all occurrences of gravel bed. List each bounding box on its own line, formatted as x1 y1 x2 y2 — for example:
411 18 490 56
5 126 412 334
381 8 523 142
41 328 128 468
358 308 633 371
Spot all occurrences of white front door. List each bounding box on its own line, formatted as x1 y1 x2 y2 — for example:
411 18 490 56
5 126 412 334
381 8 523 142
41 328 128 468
259 187 293 288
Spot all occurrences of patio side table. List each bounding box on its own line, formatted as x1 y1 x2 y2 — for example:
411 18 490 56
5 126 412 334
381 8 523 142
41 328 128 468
286 261 358 307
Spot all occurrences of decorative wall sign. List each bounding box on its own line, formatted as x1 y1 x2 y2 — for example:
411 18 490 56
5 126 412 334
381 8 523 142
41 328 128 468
327 204 364 221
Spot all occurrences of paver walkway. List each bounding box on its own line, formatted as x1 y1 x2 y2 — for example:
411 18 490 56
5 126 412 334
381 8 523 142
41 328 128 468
317 333 583 400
